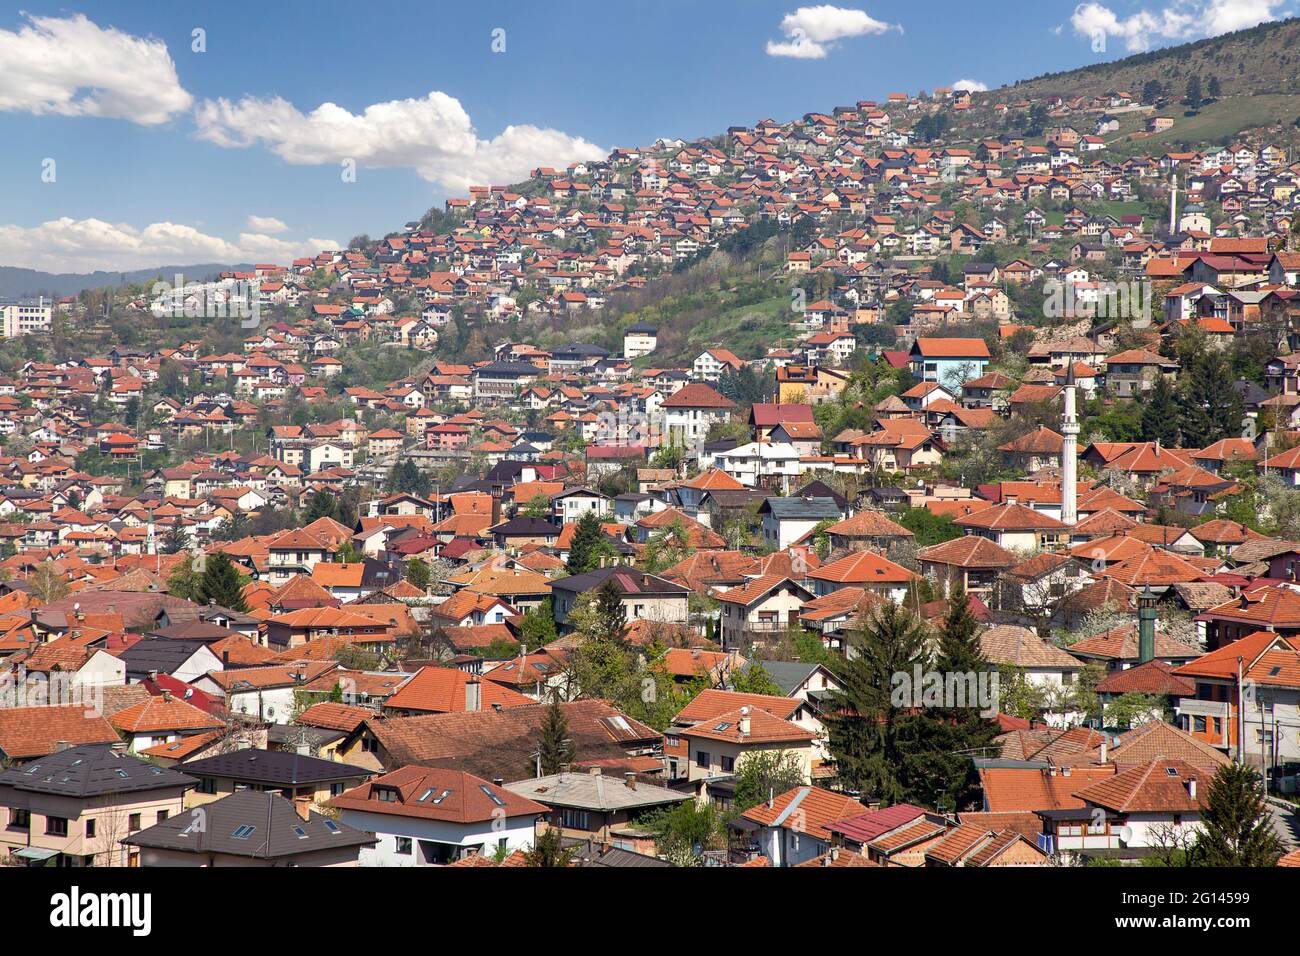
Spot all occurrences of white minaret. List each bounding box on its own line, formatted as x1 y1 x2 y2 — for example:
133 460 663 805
1061 363 1079 526
1168 172 1179 235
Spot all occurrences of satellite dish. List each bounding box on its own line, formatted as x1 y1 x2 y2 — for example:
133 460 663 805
1118 825 1134 845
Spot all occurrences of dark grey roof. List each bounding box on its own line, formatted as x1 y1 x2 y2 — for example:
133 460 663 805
742 660 821 697
0 744 195 797
118 638 213 675
122 790 374 859
759 496 841 521
491 517 560 536
551 565 689 596
179 748 373 786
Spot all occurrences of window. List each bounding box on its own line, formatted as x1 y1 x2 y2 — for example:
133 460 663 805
561 809 589 830
156 810 169 823
696 751 711 769
45 816 68 837
85 819 97 838
197 778 217 795
720 755 735 773
8 809 29 831
395 837 412 855
1194 716 1207 733
128 813 141 832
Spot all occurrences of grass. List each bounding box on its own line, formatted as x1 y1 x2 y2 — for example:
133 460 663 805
1104 94 1300 156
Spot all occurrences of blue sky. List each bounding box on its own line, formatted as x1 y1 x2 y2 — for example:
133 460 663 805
0 0 1289 271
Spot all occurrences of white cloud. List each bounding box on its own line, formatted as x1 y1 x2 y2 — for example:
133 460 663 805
1070 0 1283 53
766 5 899 58
0 217 336 273
953 79 989 92
193 90 605 192
0 13 191 124
246 215 289 233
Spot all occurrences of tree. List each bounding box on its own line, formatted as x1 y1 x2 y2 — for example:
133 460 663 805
729 662 783 696
644 799 725 866
901 588 1000 811
1140 376 1180 447
519 598 558 647
166 553 204 602
159 524 190 555
1206 75 1221 99
29 564 70 604
522 826 576 867
1177 345 1244 448
385 458 432 498
537 699 576 775
825 602 930 803
898 508 961 547
733 750 807 812
1185 74 1202 109
1195 762 1284 867
198 551 249 612
404 558 431 592
566 511 612 574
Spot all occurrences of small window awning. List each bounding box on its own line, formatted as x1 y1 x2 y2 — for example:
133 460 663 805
13 847 59 861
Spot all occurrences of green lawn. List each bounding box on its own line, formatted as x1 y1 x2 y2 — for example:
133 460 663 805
1105 94 1300 156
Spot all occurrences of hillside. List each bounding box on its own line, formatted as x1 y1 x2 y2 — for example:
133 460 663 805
999 17 1300 101
0 263 252 299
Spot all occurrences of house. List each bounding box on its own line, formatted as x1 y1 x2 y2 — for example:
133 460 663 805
737 785 866 867
806 550 917 601
180 748 374 812
331 765 547 866
505 769 688 845
661 383 737 451
715 575 816 651
678 705 815 790
1102 349 1179 397
692 348 744 382
758 496 841 550
550 566 690 630
0 743 195 867
123 790 375 867
909 337 991 388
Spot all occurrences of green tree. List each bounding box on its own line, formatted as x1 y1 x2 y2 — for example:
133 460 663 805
537 699 576 775
644 799 725 866
404 558 431 592
566 511 612 574
166 553 204 602
520 598 558 647
522 826 576 867
825 602 930 803
1195 762 1284 867
898 508 960 547
198 551 249 612
1140 376 1180 447
729 662 783 696
733 749 807 812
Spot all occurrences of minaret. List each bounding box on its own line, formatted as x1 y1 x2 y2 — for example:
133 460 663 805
1060 363 1079 527
1168 172 1178 236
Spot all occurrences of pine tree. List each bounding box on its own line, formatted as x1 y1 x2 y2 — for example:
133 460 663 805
1178 347 1244 447
198 551 249 612
903 587 1001 811
592 579 628 643
1141 375 1181 447
566 511 610 574
159 523 190 555
826 601 930 804
404 558 431 592
1195 762 1284 866
537 698 575 775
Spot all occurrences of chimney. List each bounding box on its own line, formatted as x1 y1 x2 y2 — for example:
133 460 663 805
589 766 602 776
148 670 159 682
54 739 71 753
161 689 172 704
738 706 751 737
624 772 637 791
1100 737 1108 764
493 777 504 787
1187 777 1197 799
293 797 312 822
464 678 481 712
222 650 230 667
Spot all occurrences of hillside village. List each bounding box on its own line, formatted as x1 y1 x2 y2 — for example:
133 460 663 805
3 73 1300 872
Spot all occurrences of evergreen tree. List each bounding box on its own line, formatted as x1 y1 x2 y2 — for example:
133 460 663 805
537 698 576 775
198 551 249 612
1141 375 1181 447
404 558 431 592
901 588 1001 811
1195 762 1284 866
520 598 558 647
729 662 783 696
523 825 576 867
1185 74 1202 108
1178 347 1245 448
304 490 339 524
159 523 190 555
591 579 628 643
566 511 611 574
825 601 930 804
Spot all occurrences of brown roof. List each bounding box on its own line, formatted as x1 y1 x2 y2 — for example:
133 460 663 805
329 765 547 823
0 704 120 760
1072 758 1207 813
918 535 1018 569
